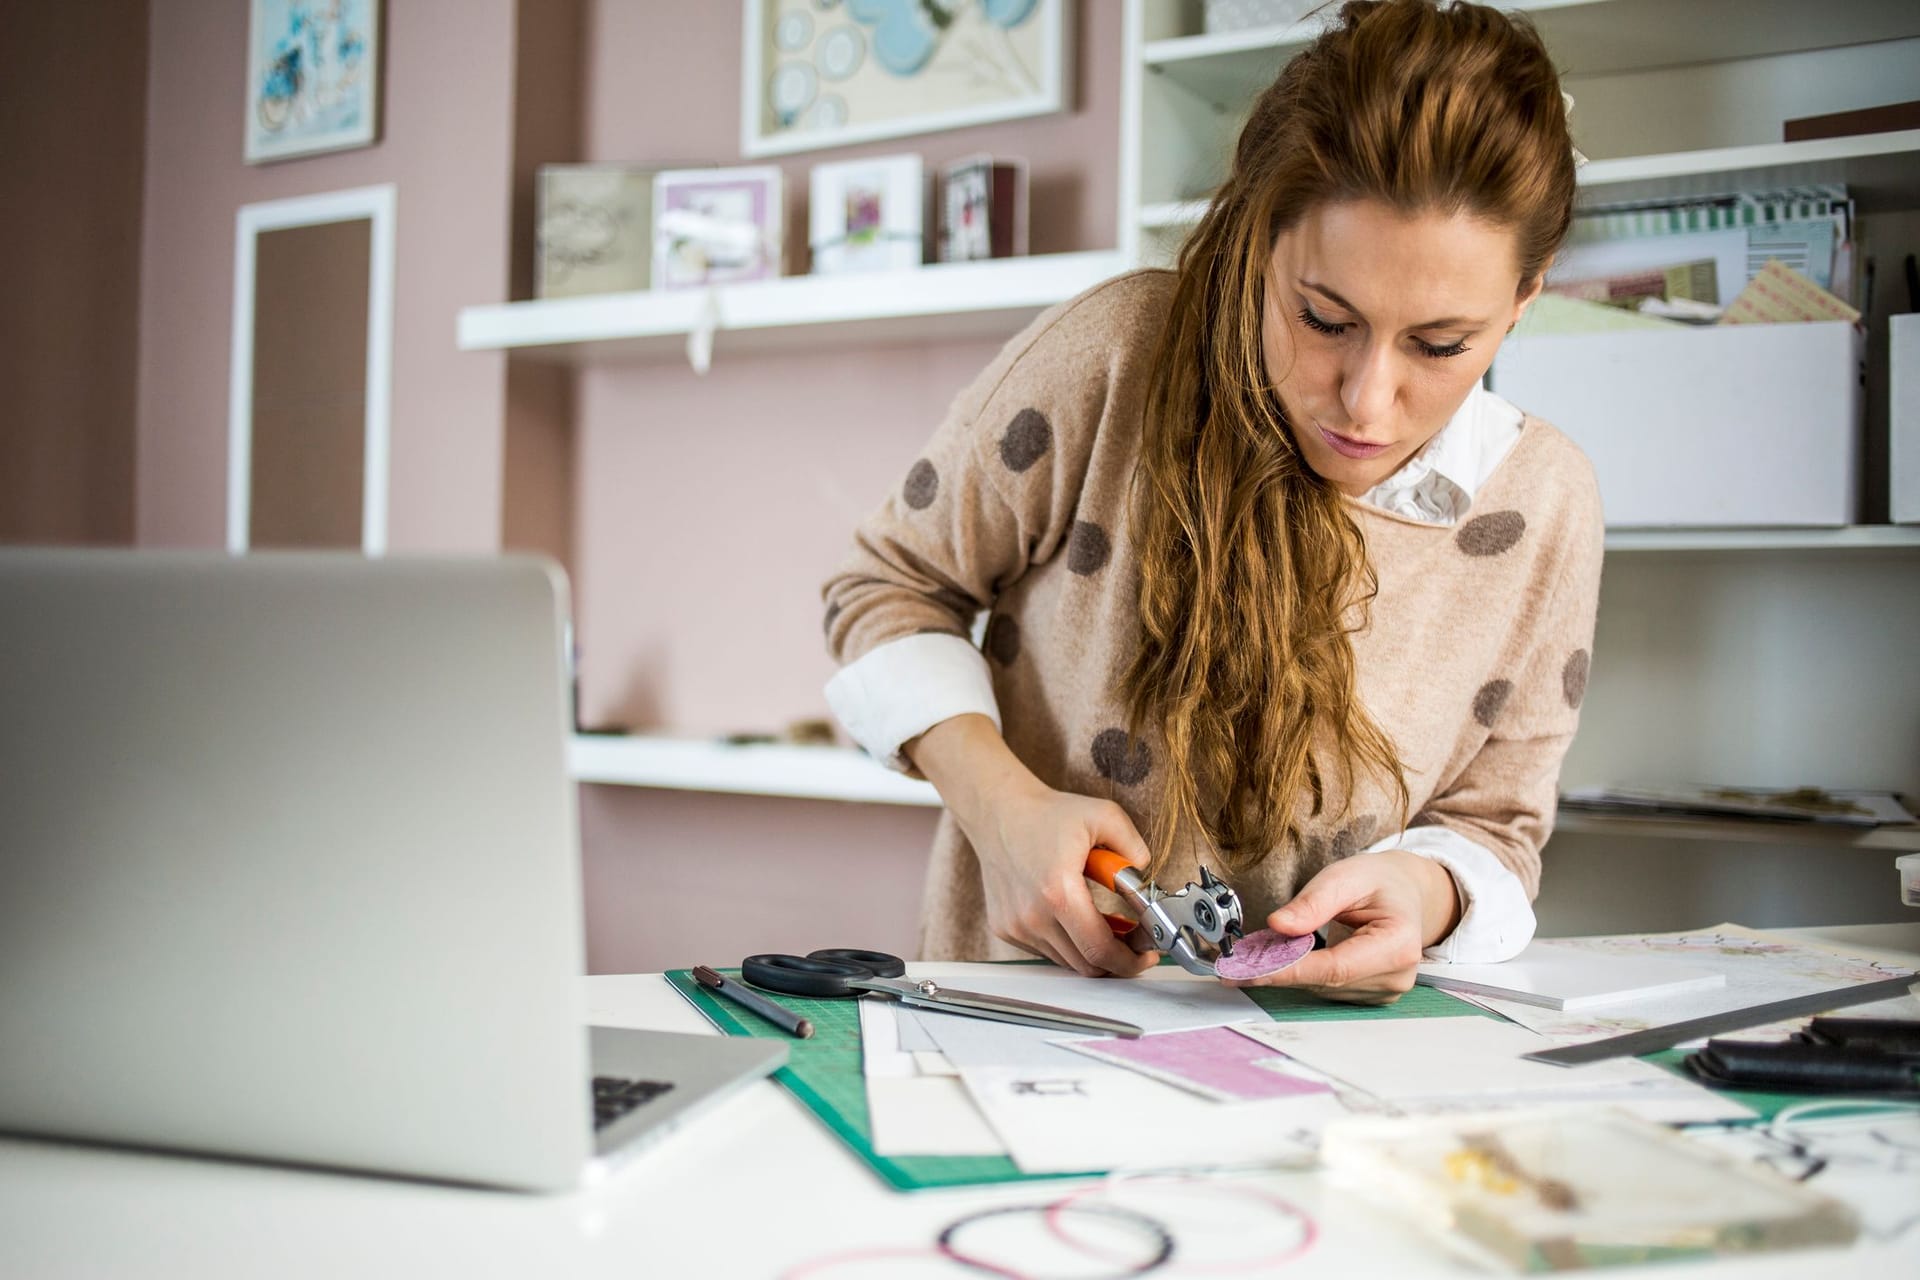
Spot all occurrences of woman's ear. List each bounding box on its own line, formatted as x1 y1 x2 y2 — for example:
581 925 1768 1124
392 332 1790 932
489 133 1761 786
1510 272 1547 331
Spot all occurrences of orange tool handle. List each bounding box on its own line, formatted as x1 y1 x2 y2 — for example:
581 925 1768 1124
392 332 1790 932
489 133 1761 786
1084 846 1133 892
1086 847 1139 937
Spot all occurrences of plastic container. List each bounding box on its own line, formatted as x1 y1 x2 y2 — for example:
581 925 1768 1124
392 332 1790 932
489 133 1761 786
1899 851 1920 907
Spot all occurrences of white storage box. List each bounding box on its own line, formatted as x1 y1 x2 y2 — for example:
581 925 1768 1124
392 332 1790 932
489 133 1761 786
1892 314 1920 524
1490 321 1862 527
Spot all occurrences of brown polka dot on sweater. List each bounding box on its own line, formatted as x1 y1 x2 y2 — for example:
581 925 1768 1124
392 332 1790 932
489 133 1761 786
1473 679 1513 728
999 409 1052 473
1067 521 1110 576
1455 511 1526 556
984 613 1020 665
903 459 939 509
1563 648 1590 709
1090 728 1151 786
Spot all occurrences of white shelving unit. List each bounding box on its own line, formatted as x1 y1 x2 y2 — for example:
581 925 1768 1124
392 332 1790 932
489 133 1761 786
570 734 941 807
457 250 1130 365
1119 1 1920 931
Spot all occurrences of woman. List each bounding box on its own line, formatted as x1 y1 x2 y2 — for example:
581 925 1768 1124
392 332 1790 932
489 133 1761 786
821 0 1601 1002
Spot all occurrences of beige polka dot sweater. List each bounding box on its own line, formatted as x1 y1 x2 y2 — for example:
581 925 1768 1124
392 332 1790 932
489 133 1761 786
822 270 1605 962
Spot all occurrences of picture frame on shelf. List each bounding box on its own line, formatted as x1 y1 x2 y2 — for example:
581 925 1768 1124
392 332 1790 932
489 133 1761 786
809 154 926 276
650 166 786 291
244 0 382 164
939 154 1029 262
742 0 1069 157
536 165 658 299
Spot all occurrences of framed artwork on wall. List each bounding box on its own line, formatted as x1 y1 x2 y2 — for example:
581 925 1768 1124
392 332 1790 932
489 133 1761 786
651 166 786 290
742 0 1070 157
245 0 382 164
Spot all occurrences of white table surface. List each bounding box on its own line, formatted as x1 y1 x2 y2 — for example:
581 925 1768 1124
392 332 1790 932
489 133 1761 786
3 924 1916 1279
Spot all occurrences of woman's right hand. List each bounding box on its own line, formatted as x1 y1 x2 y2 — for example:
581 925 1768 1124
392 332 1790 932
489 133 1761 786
970 778 1161 977
906 714 1158 978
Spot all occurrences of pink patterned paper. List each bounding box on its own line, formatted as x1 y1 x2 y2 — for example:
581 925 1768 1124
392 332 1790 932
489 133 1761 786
1215 929 1315 980
1062 1026 1332 1103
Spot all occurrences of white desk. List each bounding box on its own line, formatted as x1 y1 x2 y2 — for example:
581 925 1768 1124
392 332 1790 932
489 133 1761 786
3 925 1916 1279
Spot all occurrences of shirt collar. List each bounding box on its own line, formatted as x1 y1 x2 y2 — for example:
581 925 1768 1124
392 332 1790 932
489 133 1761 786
1358 384 1523 525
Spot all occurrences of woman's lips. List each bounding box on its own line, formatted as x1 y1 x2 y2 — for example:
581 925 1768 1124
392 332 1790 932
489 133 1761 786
1318 425 1391 459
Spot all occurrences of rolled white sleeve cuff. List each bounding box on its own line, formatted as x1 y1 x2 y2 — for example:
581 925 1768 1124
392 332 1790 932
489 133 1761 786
1364 825 1537 963
824 633 1001 775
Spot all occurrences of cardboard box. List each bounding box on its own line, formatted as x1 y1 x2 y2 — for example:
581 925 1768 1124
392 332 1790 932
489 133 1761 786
1892 314 1920 524
1489 321 1863 527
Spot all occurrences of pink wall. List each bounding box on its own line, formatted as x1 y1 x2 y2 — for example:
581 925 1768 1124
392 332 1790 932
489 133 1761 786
572 3 1121 736
137 0 519 552
131 1 1121 972
566 4 1122 972
0 1 146 546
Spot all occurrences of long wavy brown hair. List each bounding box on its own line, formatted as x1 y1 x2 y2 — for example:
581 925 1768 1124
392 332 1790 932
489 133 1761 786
1119 0 1576 876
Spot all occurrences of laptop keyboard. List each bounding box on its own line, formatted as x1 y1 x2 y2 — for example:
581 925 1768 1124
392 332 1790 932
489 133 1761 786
592 1075 675 1131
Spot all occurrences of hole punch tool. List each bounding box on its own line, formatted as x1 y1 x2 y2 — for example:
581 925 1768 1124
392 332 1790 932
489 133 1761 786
1084 848 1246 977
740 948 1145 1038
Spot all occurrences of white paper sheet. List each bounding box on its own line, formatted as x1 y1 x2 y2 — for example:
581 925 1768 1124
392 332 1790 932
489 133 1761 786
1456 926 1920 1046
890 967 1290 1172
866 1077 1007 1157
956 1061 1345 1174
856 997 1006 1156
1231 1017 1752 1125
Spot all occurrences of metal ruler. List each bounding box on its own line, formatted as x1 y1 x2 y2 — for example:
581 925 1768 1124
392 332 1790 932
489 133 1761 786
1522 973 1920 1067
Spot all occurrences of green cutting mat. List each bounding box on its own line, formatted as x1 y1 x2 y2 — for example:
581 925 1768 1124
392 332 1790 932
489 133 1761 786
668 965 1502 1191
665 968 1813 1191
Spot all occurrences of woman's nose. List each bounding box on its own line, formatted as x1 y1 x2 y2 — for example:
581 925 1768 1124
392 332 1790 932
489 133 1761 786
1340 342 1397 429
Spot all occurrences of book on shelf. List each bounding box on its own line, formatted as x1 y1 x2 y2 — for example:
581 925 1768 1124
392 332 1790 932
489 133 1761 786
1560 785 1917 828
1782 101 1920 143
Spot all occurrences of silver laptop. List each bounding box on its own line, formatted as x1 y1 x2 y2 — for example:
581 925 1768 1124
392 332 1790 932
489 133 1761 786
0 550 785 1191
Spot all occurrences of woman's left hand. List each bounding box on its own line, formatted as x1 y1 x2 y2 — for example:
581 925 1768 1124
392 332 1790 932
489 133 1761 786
1224 850 1461 1004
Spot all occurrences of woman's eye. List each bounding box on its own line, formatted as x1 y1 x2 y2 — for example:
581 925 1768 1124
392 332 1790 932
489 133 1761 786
1415 337 1472 359
1297 307 1348 336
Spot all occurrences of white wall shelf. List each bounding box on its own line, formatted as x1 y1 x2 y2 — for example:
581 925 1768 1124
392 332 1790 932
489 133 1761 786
1603 526 1920 553
1554 810 1920 853
1137 132 1920 237
1141 0 1920 112
457 250 1130 365
570 734 942 807
570 735 1920 855
1578 130 1920 209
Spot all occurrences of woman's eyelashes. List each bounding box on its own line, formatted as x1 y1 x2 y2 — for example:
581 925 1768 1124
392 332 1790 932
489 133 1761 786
1295 304 1472 360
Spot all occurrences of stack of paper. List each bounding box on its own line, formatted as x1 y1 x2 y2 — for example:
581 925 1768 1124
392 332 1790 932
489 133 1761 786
856 962 1753 1176
1416 941 1725 1011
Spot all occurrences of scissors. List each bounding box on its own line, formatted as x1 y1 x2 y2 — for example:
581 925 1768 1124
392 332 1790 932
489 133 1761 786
740 948 1143 1038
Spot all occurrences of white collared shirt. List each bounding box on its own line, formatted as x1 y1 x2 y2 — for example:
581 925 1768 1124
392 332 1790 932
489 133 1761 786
825 384 1536 963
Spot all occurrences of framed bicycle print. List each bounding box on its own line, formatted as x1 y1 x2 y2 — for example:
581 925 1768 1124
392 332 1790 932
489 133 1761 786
245 0 383 164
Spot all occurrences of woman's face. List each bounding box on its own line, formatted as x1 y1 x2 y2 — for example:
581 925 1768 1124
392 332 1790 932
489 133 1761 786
1262 199 1543 496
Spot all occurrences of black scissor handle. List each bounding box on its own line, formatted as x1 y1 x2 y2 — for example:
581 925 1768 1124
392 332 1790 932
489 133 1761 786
807 948 905 979
740 949 906 997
